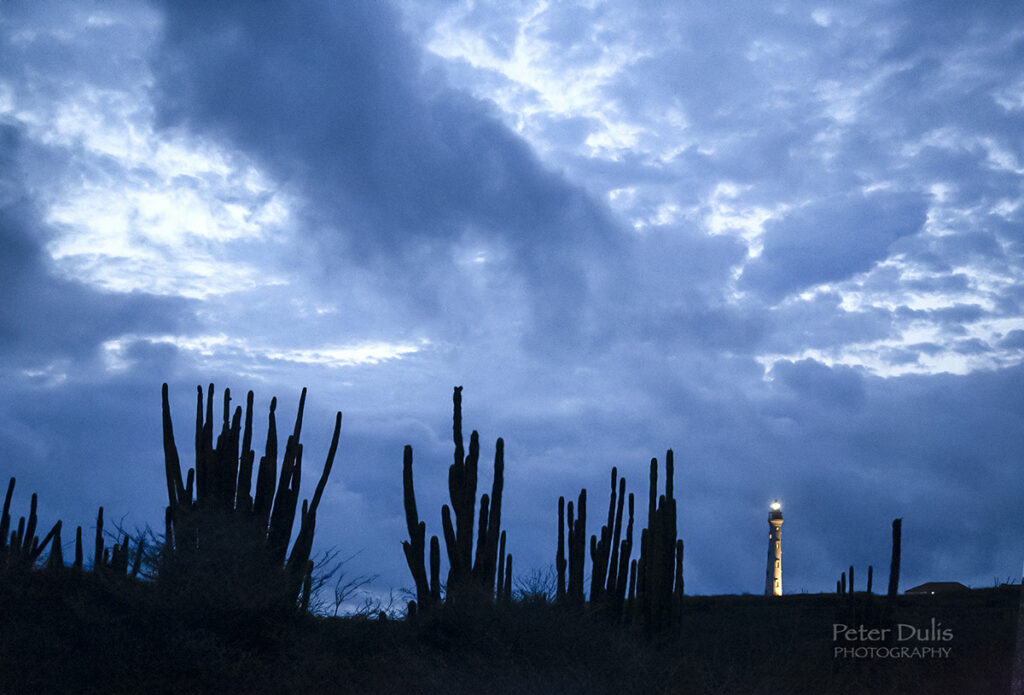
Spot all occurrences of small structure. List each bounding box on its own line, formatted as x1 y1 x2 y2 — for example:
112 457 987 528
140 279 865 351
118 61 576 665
904 581 969 595
764 501 783 596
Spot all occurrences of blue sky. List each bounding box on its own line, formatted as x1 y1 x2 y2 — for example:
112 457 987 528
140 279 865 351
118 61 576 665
1 1 1023 601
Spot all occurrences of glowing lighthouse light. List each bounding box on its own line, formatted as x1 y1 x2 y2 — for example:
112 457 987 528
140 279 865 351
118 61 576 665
770 501 781 511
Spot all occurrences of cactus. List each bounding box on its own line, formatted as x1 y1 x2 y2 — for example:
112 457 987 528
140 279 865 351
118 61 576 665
300 560 313 613
674 539 684 601
24 493 38 559
556 496 566 602
497 530 507 599
639 452 679 632
401 387 508 606
0 478 65 572
477 438 504 592
73 526 83 571
502 553 513 604
94 506 104 571
611 493 635 620
46 522 63 570
606 474 626 597
554 449 678 631
582 468 635 619
401 446 431 607
588 468 618 604
446 386 477 590
160 382 341 610
30 519 60 566
0 477 13 555
429 535 441 604
887 518 902 598
627 558 637 618
564 489 587 606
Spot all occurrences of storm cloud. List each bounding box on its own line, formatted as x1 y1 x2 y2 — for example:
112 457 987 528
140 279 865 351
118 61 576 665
0 0 1021 601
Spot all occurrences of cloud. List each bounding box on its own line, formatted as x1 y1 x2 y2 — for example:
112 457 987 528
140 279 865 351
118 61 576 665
1 0 1023 601
998 329 1024 349
765 292 895 354
0 124 192 373
739 190 929 302
771 358 867 411
151 0 623 350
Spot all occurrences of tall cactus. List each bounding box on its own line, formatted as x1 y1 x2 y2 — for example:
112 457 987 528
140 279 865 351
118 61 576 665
611 493 635 620
401 386 507 607
446 386 476 589
564 489 587 606
589 468 618 604
556 496 566 602
160 383 341 610
584 468 633 618
94 506 104 571
887 518 902 599
502 553 513 603
674 539 684 601
402 445 432 608
554 449 678 631
637 452 679 632
478 438 504 592
605 474 627 597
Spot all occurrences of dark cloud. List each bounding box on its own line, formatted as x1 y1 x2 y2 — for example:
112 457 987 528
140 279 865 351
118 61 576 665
740 191 928 302
894 303 987 325
879 347 921 366
1 0 1023 601
615 226 759 349
998 330 1024 349
151 0 622 349
952 338 993 355
765 293 894 354
907 342 944 356
771 359 867 412
900 272 973 294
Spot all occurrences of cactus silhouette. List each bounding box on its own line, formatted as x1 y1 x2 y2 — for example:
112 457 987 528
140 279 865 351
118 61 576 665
402 386 507 607
0 478 63 571
159 383 341 611
575 467 635 619
888 518 902 598
402 445 433 608
553 450 680 631
565 489 587 606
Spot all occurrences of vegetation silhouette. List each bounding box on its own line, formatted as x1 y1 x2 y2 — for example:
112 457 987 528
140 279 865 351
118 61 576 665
157 383 341 632
402 386 510 613
0 382 1019 693
555 453 684 633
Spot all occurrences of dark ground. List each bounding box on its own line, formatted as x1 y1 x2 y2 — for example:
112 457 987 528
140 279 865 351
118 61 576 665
0 570 1018 694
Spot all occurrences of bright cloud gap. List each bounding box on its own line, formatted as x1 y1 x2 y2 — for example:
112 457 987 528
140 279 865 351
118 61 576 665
101 335 427 372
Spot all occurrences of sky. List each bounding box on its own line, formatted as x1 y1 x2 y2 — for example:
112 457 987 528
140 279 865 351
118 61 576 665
1 0 1023 604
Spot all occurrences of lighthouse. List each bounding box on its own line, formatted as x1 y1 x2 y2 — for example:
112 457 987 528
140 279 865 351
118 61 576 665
764 501 783 596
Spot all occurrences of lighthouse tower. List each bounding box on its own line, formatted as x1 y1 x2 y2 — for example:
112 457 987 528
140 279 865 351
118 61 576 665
764 501 783 596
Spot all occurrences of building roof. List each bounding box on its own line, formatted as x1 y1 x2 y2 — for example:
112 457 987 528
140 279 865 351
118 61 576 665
904 581 970 594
